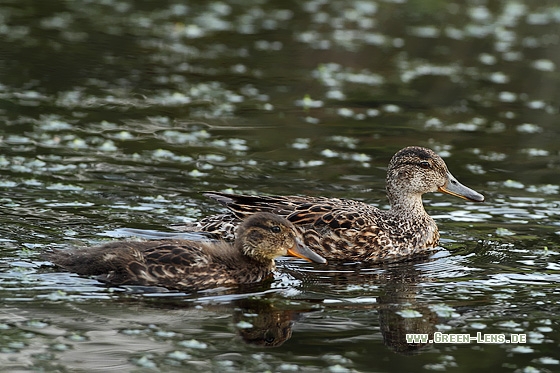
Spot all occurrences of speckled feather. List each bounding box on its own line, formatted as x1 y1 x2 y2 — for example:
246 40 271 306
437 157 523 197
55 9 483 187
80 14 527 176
44 212 322 291
177 146 484 263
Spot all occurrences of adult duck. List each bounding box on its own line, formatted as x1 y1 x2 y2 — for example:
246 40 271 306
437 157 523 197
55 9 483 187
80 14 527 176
178 146 484 263
44 212 326 291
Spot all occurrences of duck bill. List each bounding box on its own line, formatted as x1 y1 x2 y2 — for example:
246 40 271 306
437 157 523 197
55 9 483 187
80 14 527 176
438 171 485 202
287 238 327 264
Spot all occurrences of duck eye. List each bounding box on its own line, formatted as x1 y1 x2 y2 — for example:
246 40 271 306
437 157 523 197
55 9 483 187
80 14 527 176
264 331 276 344
419 161 431 169
270 226 281 233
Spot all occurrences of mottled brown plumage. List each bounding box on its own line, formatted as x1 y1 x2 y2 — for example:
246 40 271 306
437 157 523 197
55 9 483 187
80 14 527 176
44 212 326 291
177 146 484 263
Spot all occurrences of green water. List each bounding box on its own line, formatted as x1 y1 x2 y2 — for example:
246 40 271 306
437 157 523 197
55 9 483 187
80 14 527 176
1 1 560 372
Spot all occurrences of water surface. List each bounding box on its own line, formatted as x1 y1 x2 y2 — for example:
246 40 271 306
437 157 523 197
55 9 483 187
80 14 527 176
1 1 560 372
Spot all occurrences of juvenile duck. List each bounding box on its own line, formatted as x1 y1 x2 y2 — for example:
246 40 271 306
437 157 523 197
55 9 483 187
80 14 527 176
178 146 485 263
44 212 326 291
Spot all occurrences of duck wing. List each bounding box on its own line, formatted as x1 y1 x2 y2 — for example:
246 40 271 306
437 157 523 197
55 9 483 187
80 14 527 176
45 241 242 290
121 242 247 290
198 193 424 262
202 191 382 229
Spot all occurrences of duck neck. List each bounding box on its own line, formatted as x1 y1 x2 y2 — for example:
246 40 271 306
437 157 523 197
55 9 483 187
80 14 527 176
386 187 429 219
237 241 276 270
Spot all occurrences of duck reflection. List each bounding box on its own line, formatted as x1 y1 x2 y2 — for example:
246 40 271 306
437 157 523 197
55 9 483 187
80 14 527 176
232 298 313 347
281 255 437 354
131 293 313 348
376 261 437 354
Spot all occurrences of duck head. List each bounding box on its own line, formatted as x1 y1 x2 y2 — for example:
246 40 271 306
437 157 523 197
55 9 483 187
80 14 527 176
386 146 484 205
236 212 326 264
